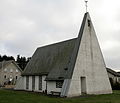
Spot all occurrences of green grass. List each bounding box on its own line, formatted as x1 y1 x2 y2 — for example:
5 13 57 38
0 89 120 103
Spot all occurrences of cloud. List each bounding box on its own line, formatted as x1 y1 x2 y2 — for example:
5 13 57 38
0 0 120 70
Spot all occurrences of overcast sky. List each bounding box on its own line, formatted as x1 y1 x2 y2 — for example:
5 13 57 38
0 0 120 70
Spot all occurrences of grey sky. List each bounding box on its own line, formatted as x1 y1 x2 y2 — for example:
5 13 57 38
0 0 120 70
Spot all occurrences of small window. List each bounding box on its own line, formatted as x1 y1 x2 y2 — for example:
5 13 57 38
88 20 91 27
10 69 13 73
56 81 63 88
16 76 18 80
64 68 68 70
4 75 6 79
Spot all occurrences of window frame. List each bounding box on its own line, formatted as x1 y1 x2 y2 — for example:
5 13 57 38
56 81 63 88
39 76 42 90
26 76 29 89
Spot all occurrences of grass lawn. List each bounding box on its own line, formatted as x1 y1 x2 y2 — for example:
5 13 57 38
0 89 120 103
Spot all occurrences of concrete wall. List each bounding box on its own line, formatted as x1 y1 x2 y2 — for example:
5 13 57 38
15 75 62 95
66 13 112 97
15 76 26 90
47 81 62 94
16 75 47 92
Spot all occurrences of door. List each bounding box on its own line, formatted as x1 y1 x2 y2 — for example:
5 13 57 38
81 77 86 94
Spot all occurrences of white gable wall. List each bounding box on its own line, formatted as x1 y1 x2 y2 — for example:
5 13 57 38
0 62 21 86
66 13 112 97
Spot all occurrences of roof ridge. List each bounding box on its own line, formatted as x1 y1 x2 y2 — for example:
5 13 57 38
37 38 77 50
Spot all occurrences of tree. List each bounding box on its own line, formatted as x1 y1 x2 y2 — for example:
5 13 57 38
16 55 31 71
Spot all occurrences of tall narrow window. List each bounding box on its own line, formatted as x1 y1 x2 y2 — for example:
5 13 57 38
4 75 6 79
26 76 29 89
32 76 35 90
39 76 42 90
16 76 18 80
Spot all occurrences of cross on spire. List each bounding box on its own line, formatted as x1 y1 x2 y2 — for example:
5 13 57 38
85 0 88 12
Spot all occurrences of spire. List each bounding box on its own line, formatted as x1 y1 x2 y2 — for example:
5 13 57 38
78 12 88 38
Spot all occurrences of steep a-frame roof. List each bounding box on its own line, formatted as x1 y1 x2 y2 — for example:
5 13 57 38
22 38 77 79
22 12 88 80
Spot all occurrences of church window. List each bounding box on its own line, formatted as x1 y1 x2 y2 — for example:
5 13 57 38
39 76 42 90
32 76 35 90
26 76 29 89
56 81 63 88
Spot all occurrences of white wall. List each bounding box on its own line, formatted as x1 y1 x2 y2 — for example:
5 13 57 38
34 75 46 92
28 76 32 91
14 76 26 90
65 13 112 97
20 75 47 92
42 76 46 91
47 81 62 94
23 76 26 90
34 76 39 91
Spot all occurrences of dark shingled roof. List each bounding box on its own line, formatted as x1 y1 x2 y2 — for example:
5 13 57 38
107 68 120 77
22 12 88 80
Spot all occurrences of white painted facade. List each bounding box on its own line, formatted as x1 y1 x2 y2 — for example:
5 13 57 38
62 13 112 97
15 75 61 94
47 81 62 94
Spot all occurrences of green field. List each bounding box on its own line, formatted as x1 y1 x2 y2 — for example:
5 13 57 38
0 89 120 103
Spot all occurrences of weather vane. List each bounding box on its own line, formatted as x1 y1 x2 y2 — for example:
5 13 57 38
85 0 88 12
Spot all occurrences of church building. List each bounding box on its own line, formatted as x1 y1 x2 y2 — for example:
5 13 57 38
15 12 112 97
